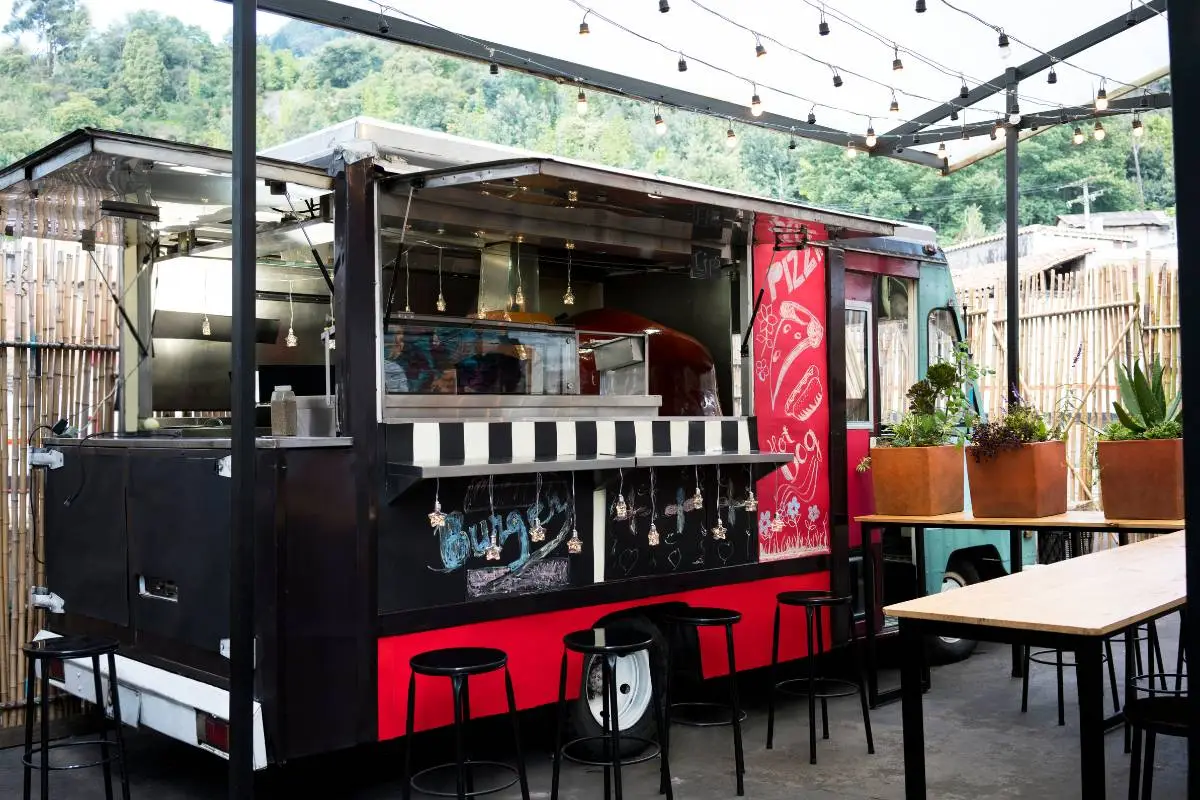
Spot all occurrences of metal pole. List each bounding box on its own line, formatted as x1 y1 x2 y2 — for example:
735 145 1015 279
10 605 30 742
1004 67 1020 404
230 0 257 798
1164 5 1200 794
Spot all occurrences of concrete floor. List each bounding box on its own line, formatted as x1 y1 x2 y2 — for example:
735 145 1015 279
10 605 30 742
0 617 1185 799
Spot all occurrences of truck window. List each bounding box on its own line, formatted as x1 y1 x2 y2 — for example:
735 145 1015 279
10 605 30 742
877 277 915 425
846 304 871 425
928 308 958 365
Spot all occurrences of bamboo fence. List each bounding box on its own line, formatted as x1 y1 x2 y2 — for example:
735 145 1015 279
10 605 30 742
0 237 120 729
958 258 1179 510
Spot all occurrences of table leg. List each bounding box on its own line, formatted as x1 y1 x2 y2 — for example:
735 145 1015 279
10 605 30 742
899 620 927 800
1009 528 1024 678
913 527 932 692
862 525 881 707
1075 637 1106 800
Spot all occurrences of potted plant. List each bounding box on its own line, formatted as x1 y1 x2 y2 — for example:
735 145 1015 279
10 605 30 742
966 399 1067 518
1096 357 1182 520
868 345 979 516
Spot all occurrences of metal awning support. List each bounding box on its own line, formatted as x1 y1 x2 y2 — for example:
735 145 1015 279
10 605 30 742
229 1 257 799
1164 6 1200 796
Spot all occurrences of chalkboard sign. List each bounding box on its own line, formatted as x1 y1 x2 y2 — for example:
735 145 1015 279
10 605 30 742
604 466 758 580
378 472 593 613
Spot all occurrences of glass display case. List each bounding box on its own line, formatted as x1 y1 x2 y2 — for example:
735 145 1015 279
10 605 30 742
382 315 580 396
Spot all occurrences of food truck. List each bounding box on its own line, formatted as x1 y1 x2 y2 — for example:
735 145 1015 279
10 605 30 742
13 121 1034 767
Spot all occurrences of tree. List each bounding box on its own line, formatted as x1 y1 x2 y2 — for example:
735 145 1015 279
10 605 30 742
49 91 111 131
5 0 88 74
119 29 166 112
307 39 384 89
953 205 988 243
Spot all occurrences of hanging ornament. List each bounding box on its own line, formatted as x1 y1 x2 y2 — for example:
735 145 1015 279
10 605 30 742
201 265 211 336
435 246 447 312
428 478 447 528
485 476 502 561
613 467 628 520
711 464 726 539
563 241 576 306
285 280 298 348
691 465 703 510
647 469 661 546
744 466 758 512
529 472 546 542
567 470 583 553
513 236 525 309
403 251 412 314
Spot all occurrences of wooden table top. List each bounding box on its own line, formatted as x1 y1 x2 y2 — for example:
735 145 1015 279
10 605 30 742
884 531 1186 636
855 509 1184 531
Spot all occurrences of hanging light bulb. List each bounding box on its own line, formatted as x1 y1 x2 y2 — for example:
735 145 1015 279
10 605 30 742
659 0 670 11
677 54 688 72
994 122 1007 139
998 31 1011 59
285 280 298 348
576 90 588 115
578 12 590 35
892 45 904 71
818 11 830 36
950 108 959 121
654 110 667 135
513 235 525 307
744 487 758 512
1132 116 1144 137
807 106 817 125
530 472 546 542
1095 84 1109 111
614 469 628 520
1072 126 1085 145
726 125 738 148
938 141 948 157
489 60 499 76
788 136 797 152
1093 120 1106 141
915 0 926 10
1009 108 1022 125
201 315 211 337
831 70 843 88
889 92 900 116
563 240 576 306
435 246 446 312
1047 67 1058 84
647 469 660 546
201 265 211 336
959 78 969 100
754 35 766 58
845 142 858 159
750 92 763 117
865 123 877 148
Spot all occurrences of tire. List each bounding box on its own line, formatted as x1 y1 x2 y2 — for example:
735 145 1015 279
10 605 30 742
566 615 667 760
925 560 981 664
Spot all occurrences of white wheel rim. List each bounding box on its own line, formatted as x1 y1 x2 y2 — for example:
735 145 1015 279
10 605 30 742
586 651 653 731
938 573 965 645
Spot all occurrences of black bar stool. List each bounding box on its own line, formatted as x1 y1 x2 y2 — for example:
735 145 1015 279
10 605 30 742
1125 671 1188 799
767 591 874 765
663 607 745 796
1019 639 1120 724
402 647 530 800
22 636 130 800
551 627 672 800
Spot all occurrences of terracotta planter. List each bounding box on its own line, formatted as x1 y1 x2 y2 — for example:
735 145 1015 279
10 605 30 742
1097 438 1184 520
965 440 1067 518
870 445 964 516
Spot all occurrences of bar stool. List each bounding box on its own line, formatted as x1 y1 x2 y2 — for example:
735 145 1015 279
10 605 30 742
766 591 874 765
402 647 530 800
23 636 130 800
663 606 745 796
1019 639 1120 724
1125 671 1188 799
551 627 672 800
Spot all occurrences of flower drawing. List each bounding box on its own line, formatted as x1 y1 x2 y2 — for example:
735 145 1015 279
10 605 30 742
786 496 802 519
808 504 820 522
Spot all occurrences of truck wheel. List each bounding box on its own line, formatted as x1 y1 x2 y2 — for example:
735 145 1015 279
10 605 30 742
925 560 980 664
566 615 666 760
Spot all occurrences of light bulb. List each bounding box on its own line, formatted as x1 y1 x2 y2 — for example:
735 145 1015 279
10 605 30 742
892 47 903 71
846 143 858 158
950 109 959 121
579 19 589 35
998 32 1010 59
648 523 660 546
562 287 575 306
744 490 758 512
1095 88 1108 111
677 56 687 72
1093 121 1106 141
1132 118 1144 137
489 62 499 75
1072 126 1085 145
832 72 843 88
567 529 582 554
1047 68 1058 84
865 126 877 148
995 123 1007 139
436 293 447 312
750 93 763 117
819 18 830 36
889 96 900 116
915 0 926 10
1009 112 1021 125
807 110 816 125
755 37 766 58
654 112 666 135
959 82 969 100
788 138 797 151
659 0 670 11
726 127 738 148
576 90 588 115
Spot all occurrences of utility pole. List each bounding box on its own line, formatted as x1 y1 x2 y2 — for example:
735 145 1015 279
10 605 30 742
1065 178 1105 230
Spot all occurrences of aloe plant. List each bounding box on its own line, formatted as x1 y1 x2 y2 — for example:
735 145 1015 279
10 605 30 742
1110 357 1181 439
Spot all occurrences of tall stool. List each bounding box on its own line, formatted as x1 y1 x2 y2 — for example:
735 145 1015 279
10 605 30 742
1126 671 1188 799
663 607 745 796
767 591 874 765
551 627 672 800
23 636 130 800
1019 639 1120 724
402 647 530 800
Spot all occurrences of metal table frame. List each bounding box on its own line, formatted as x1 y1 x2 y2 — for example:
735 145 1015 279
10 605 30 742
858 519 1178 708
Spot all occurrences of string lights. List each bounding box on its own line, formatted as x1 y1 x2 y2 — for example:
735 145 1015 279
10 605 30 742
654 108 667 135
725 124 738 148
1073 126 1085 145
1095 81 1109 111
865 121 877 148
750 86 763 117
1132 116 1144 137
892 45 904 71
754 34 767 58
578 10 590 35
1093 120 1106 141
576 89 588 115
997 30 1010 59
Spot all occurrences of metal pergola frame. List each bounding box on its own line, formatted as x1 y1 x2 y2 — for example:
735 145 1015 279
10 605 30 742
220 1 1194 797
